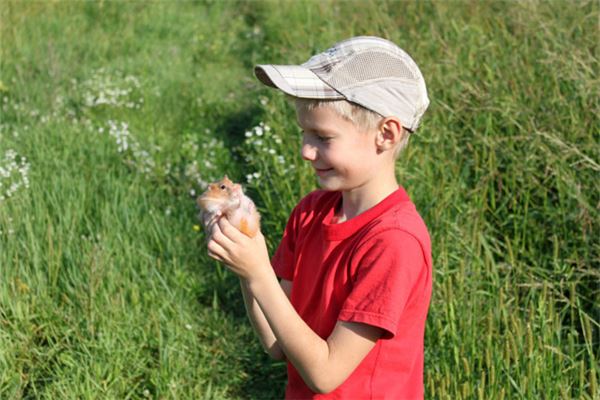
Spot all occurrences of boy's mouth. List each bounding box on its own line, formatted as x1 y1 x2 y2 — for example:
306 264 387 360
315 167 333 176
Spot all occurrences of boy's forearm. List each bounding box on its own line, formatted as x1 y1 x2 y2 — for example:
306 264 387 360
240 279 285 360
246 270 332 393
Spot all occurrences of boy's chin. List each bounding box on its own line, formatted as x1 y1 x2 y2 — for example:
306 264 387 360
316 176 344 191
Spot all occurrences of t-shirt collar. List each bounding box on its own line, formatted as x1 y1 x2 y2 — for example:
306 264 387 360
323 186 410 241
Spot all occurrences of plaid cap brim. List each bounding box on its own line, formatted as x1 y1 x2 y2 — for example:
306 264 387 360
254 65 344 99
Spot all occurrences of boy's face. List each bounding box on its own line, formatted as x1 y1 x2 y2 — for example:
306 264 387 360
297 106 383 192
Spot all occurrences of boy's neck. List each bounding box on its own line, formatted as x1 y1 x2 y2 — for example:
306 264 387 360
335 171 399 223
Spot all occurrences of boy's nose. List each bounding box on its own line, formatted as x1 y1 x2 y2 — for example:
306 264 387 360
301 142 317 161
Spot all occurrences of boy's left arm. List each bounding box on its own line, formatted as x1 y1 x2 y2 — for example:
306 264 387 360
207 218 383 394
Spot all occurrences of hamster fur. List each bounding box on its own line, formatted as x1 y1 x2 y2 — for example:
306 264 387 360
196 175 260 238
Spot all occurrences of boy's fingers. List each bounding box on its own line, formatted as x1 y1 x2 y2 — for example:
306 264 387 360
208 252 226 264
209 220 223 236
207 250 224 263
211 226 235 248
218 218 246 241
207 240 227 261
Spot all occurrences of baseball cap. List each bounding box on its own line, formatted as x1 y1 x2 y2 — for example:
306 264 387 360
254 36 430 132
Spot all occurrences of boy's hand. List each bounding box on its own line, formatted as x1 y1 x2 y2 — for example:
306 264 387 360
201 212 220 237
207 218 273 283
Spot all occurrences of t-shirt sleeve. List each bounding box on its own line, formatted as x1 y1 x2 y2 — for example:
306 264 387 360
338 229 428 338
271 204 300 281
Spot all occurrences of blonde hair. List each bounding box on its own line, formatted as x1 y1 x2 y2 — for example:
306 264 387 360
292 98 410 158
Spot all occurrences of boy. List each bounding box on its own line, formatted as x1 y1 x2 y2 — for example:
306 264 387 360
206 36 432 399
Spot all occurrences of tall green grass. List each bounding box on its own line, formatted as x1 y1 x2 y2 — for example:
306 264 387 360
1 0 598 398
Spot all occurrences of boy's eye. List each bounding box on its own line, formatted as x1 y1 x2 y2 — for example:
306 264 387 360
301 130 331 143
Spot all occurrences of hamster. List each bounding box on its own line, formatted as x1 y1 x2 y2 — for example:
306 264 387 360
196 175 260 238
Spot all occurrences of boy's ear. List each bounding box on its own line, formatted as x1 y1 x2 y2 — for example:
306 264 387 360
375 117 404 153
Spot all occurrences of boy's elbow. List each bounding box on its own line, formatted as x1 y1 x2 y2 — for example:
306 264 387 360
269 350 286 361
306 373 343 395
310 382 335 395
265 344 286 361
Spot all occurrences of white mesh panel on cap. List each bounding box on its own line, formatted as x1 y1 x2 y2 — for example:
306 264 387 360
317 51 417 90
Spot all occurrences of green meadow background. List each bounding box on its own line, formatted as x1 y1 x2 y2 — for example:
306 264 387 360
1 0 598 398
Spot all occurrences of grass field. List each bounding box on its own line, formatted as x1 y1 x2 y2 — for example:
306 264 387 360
1 0 598 398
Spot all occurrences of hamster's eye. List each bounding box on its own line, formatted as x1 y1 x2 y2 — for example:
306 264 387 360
220 184 226 190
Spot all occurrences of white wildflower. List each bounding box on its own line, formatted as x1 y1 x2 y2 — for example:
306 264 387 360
82 69 143 109
106 120 156 177
197 178 208 189
0 149 30 202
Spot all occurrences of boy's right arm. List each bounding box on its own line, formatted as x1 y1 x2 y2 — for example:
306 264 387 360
240 278 292 360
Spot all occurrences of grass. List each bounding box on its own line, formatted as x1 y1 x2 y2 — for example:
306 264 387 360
1 0 598 398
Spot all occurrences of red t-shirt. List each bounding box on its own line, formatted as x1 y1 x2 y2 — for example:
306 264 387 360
271 187 432 399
